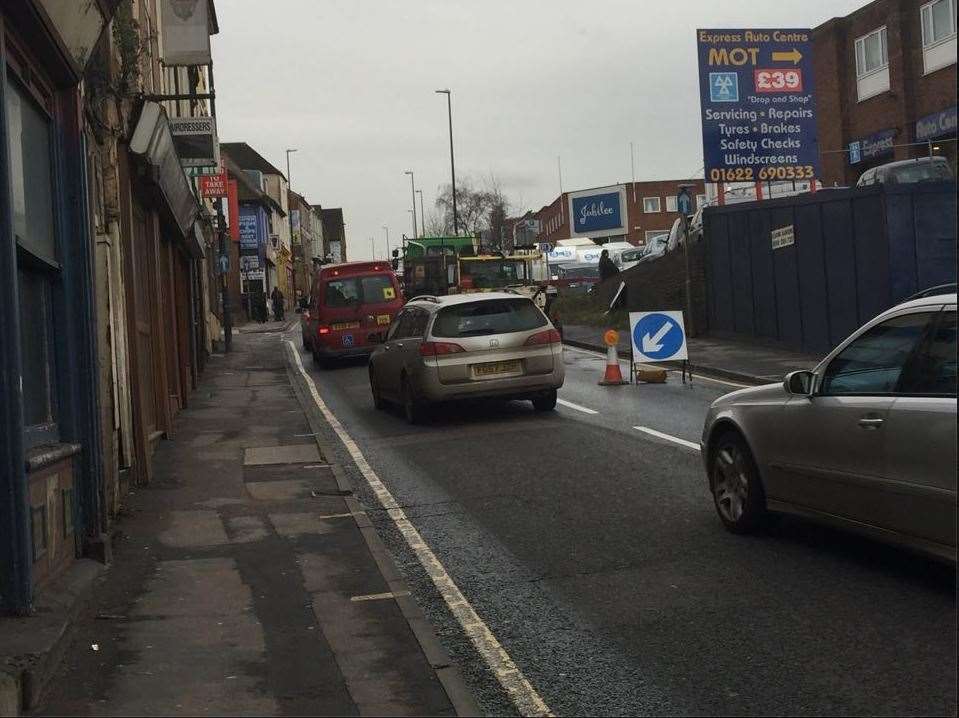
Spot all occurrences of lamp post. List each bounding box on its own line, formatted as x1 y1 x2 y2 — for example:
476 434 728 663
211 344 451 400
435 89 458 235
382 225 390 261
415 189 425 237
404 170 417 242
369 237 375 260
285 148 297 297
408 209 416 240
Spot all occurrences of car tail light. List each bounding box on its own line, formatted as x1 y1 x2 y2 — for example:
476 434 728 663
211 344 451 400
525 329 562 345
318 325 331 336
419 341 465 357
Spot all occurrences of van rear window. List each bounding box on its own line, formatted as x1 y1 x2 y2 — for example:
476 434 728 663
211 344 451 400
323 275 396 307
431 298 546 338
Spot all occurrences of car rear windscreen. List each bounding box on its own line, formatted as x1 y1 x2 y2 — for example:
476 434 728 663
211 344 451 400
432 298 547 338
323 274 395 307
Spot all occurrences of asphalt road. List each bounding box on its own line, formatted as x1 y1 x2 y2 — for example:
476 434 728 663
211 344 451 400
290 334 957 717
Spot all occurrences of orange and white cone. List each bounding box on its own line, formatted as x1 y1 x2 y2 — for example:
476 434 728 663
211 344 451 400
599 330 628 386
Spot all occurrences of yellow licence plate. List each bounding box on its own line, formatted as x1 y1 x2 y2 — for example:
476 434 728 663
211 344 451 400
376 314 391 325
332 321 360 331
472 360 522 378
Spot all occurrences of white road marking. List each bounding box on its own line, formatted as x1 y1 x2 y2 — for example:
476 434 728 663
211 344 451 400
316 512 363 520
633 426 701 451
556 398 599 415
350 590 411 602
286 341 554 718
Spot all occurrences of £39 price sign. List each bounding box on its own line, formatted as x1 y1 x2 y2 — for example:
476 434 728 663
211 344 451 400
696 29 820 184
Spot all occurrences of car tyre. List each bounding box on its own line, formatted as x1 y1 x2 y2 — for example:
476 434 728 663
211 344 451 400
401 375 425 424
709 431 766 534
532 388 558 412
370 367 386 410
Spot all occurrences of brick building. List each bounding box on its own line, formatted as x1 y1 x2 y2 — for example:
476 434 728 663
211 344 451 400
535 180 706 247
815 0 957 186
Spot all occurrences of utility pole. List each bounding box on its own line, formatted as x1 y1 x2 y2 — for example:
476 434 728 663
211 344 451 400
369 236 375 260
630 142 636 203
557 156 564 225
404 170 417 242
382 225 390 260
436 89 458 234
678 184 695 337
415 189 425 237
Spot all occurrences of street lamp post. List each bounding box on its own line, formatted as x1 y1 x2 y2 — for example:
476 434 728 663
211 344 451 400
435 89 458 235
415 189 425 237
408 209 416 240
404 170 417 242
285 148 297 298
382 225 390 260
369 237 375 260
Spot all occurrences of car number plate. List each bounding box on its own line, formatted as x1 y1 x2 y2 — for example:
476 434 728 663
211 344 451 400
341 334 354 347
376 314 391 326
332 321 360 330
472 360 522 378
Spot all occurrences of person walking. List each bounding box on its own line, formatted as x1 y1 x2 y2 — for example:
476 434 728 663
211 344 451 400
270 286 285 322
598 249 620 282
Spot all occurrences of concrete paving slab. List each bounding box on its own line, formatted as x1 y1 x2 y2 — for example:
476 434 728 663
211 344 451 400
245 479 317 501
157 511 229 548
243 444 321 466
269 512 335 538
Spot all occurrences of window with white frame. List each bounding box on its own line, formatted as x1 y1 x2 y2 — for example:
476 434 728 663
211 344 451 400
921 0 957 73
922 0 957 45
643 197 661 213
696 194 707 209
855 27 890 100
855 27 888 77
665 196 678 212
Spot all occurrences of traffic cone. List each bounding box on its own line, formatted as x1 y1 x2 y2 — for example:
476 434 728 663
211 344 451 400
599 343 628 386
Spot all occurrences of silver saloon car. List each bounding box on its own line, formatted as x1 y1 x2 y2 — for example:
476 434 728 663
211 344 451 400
368 293 566 423
701 292 957 562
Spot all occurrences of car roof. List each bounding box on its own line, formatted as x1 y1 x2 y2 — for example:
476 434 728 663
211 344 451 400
406 291 530 308
885 292 956 314
317 261 395 278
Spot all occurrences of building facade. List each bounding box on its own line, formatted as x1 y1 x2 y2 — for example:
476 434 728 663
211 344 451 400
321 207 347 263
535 180 706 247
815 0 957 185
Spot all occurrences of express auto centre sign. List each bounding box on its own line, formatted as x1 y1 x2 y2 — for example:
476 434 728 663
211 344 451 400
697 29 820 183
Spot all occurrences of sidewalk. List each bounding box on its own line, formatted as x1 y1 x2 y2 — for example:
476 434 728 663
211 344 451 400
562 323 822 385
35 330 475 716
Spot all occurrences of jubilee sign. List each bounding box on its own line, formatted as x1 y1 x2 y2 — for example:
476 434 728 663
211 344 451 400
567 184 627 239
697 29 819 183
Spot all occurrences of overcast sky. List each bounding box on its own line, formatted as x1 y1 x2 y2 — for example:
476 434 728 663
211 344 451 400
212 0 866 260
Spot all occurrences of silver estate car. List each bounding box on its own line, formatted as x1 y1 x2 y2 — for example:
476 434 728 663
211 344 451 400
701 292 957 561
368 292 565 423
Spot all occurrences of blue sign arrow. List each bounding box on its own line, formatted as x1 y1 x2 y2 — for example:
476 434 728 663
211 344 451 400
632 313 685 361
677 190 692 215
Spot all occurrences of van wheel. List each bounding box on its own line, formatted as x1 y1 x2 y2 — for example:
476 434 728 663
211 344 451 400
401 376 425 424
710 431 766 534
532 388 558 411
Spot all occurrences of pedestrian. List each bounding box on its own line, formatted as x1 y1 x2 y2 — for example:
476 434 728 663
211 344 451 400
598 249 619 282
271 286 285 322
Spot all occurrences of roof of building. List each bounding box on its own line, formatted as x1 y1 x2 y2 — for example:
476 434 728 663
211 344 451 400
223 154 284 214
220 142 285 179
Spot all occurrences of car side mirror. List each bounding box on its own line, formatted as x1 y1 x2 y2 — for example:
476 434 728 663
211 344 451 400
783 370 814 396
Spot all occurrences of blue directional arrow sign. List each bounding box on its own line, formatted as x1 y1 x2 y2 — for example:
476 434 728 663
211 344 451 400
629 311 688 362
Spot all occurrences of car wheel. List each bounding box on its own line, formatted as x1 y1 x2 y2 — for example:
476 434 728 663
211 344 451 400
369 367 386 410
401 376 425 424
532 388 558 411
710 431 766 534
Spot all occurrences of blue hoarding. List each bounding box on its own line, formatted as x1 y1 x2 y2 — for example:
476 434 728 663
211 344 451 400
697 29 819 183
570 191 623 234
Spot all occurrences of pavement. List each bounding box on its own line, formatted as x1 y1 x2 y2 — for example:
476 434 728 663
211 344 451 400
37 328 477 716
561 323 822 385
288 335 957 717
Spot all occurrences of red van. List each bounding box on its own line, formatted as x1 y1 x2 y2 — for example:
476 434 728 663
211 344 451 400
302 262 404 365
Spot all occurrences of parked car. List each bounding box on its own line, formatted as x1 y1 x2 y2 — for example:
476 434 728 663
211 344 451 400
303 261 404 366
701 291 957 562
549 262 600 295
614 247 646 272
857 156 953 187
368 293 565 423
638 234 669 263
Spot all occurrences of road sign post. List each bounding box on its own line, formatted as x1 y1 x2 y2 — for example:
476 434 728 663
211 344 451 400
629 311 692 384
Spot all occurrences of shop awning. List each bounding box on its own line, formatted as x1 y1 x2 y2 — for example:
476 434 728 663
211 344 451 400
129 101 201 251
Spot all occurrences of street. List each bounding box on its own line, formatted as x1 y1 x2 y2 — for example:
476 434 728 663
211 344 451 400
290 333 957 717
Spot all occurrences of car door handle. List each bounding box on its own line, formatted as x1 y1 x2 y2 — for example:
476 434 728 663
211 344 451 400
858 417 884 429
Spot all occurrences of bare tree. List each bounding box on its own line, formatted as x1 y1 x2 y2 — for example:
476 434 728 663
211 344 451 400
431 174 515 249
